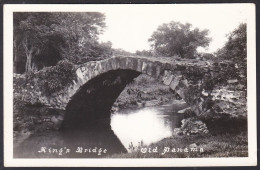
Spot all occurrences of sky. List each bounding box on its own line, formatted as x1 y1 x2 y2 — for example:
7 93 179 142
98 4 249 53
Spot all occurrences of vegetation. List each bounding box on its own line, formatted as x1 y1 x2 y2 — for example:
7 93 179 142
14 60 77 97
135 50 153 57
108 118 248 158
215 23 247 81
13 12 113 73
108 131 248 158
36 60 77 95
109 23 248 159
113 74 178 109
113 48 135 56
13 13 248 159
148 21 211 58
216 23 246 62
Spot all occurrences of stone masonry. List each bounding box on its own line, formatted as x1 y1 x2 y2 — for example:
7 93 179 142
14 55 246 123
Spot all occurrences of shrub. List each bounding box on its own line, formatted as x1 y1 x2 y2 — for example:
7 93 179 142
174 117 209 136
36 60 77 95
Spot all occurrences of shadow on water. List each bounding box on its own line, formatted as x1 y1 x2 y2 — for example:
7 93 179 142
14 69 189 158
14 122 127 158
110 101 187 150
14 100 187 158
14 70 141 158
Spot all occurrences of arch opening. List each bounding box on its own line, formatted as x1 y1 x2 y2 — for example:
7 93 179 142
61 69 141 130
61 67 190 130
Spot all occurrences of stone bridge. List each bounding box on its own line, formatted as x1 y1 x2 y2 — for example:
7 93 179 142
15 55 245 129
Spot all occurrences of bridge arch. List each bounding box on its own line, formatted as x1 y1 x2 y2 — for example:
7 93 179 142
60 56 212 129
13 55 238 130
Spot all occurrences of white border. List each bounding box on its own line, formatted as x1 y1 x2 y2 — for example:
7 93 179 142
4 4 257 167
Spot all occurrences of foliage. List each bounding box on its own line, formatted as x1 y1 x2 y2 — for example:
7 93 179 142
56 13 112 63
135 50 153 57
14 13 65 73
108 130 247 158
113 48 134 56
13 12 112 73
148 21 211 58
66 41 113 64
14 60 77 97
108 117 247 158
173 117 209 136
36 60 77 95
215 23 247 86
199 53 216 60
215 23 246 69
113 74 176 109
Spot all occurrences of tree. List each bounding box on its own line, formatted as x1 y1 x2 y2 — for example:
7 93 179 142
215 23 247 82
148 21 211 58
215 23 246 64
113 48 134 56
14 13 67 73
13 12 111 73
55 12 107 61
135 50 153 57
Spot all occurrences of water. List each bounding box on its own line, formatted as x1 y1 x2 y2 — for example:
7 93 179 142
111 101 186 150
14 100 187 158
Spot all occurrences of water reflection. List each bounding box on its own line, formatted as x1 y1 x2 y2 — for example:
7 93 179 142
111 101 186 150
14 100 187 158
14 128 126 158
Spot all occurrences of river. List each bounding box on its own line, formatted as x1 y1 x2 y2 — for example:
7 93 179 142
14 100 187 158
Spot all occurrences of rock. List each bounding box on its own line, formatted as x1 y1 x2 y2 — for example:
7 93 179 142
178 107 191 114
35 120 42 124
173 99 186 105
51 116 58 124
169 76 181 91
43 118 50 122
173 128 183 136
56 115 64 121
111 106 119 112
51 115 64 130
144 100 160 107
14 56 246 122
175 117 209 136
137 101 145 107
227 79 238 84
201 90 209 96
163 73 174 85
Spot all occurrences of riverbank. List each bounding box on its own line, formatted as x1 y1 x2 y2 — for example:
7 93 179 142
13 73 248 158
112 74 179 110
13 74 174 146
108 74 248 158
13 102 64 147
107 117 248 158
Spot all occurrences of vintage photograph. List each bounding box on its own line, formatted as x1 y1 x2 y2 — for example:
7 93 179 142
4 4 257 167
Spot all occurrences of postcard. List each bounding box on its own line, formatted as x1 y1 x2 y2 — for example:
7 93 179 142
4 3 257 167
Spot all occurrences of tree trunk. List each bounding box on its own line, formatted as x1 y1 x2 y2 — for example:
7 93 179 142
13 41 18 73
25 50 33 72
13 52 18 73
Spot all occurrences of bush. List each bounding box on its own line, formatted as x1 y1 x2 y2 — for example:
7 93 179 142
36 60 77 95
173 117 209 136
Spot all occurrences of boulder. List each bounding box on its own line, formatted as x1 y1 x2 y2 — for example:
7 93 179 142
173 117 209 136
177 107 191 114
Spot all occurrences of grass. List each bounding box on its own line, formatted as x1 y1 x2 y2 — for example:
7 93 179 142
109 74 248 158
14 73 248 158
107 126 248 158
